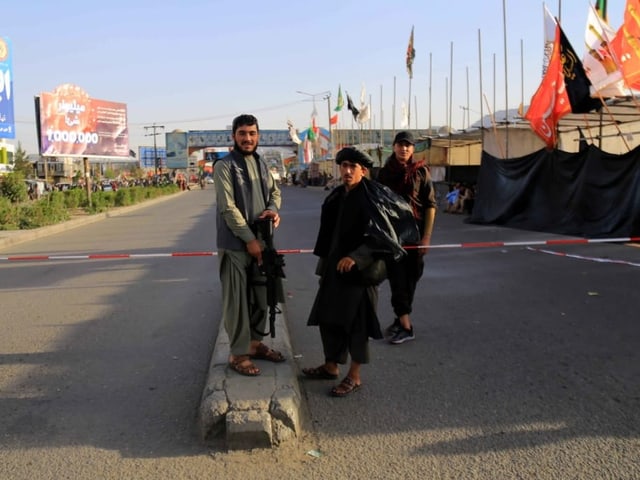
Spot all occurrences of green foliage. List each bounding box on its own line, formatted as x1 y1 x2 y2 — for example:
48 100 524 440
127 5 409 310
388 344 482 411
0 196 20 230
14 197 70 229
12 143 34 178
114 189 131 207
0 182 180 229
0 172 29 203
62 188 86 209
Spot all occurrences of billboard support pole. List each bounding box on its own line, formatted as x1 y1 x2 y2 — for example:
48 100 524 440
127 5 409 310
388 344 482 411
83 157 92 208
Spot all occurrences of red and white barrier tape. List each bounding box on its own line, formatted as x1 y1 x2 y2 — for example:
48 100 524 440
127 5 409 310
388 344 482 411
0 237 638 262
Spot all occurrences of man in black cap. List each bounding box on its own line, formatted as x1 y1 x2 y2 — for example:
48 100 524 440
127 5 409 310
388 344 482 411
377 131 437 344
302 146 399 396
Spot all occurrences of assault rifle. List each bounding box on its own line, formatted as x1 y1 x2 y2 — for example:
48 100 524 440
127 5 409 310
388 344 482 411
252 217 286 338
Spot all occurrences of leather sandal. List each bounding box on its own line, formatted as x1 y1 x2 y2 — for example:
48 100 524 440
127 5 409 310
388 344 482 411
250 343 285 363
302 365 339 380
229 355 261 376
329 376 361 397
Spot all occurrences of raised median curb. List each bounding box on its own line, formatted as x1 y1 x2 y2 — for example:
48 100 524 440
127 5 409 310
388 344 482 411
197 310 304 450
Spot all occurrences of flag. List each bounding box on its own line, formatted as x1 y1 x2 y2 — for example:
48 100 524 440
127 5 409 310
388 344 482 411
611 0 640 90
312 116 319 136
542 5 557 75
307 126 316 142
406 26 415 78
330 114 338 126
559 24 601 113
303 138 313 164
583 4 625 97
287 120 301 144
356 104 370 124
525 22 572 149
526 14 601 149
346 93 359 120
400 100 409 128
596 0 608 20
334 85 344 112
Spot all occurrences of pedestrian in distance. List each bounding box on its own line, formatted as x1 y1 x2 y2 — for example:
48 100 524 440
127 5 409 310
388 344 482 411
302 146 418 396
213 114 285 377
377 131 437 344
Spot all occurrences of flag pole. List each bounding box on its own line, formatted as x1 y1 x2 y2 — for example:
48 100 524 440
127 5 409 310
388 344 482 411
503 0 509 158
380 84 384 148
428 52 432 136
428 52 433 165
478 29 485 147
408 77 413 129
393 76 397 137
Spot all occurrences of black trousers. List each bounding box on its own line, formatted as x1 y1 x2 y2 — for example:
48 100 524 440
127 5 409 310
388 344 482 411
319 295 370 365
387 249 424 318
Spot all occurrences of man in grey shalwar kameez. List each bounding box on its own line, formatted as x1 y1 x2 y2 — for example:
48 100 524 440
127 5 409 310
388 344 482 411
213 114 285 377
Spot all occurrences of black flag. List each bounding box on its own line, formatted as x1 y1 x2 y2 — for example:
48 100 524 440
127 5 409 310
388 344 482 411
559 26 601 113
346 93 359 121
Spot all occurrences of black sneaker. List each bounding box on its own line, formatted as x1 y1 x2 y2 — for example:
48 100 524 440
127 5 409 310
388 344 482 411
389 327 415 344
384 319 402 338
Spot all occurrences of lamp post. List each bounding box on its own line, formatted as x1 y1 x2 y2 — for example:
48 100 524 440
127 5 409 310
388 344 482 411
296 90 332 159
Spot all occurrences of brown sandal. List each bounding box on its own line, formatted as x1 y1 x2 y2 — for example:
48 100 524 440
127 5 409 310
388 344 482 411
229 355 261 376
250 343 286 363
302 365 339 380
329 376 361 397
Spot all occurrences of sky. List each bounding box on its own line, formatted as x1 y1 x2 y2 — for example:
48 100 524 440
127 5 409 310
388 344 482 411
2 0 627 156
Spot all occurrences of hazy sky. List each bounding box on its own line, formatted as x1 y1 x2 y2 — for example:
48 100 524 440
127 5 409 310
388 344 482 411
3 0 626 155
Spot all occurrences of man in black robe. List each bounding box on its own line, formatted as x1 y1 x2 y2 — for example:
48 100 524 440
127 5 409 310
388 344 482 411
302 147 416 397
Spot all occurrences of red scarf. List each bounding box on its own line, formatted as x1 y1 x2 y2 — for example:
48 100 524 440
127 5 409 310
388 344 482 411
381 155 426 220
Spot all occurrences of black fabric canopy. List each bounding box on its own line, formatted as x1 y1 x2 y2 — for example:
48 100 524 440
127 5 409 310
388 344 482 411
468 145 640 237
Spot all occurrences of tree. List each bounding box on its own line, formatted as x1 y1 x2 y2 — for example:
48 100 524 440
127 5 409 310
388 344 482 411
0 171 28 203
12 142 34 178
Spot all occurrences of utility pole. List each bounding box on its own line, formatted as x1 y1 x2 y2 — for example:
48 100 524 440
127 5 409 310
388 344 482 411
144 124 165 176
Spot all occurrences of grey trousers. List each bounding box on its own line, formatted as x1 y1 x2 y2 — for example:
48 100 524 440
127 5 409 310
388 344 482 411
219 249 268 356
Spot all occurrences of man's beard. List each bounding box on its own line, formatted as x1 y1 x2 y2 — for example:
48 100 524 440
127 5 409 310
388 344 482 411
234 141 258 155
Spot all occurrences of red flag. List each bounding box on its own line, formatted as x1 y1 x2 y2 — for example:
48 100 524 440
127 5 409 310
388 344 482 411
525 23 571 149
330 114 338 125
611 0 640 90
406 26 415 79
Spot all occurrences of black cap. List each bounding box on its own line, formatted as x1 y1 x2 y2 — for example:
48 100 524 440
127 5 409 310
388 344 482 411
335 147 374 169
393 131 415 145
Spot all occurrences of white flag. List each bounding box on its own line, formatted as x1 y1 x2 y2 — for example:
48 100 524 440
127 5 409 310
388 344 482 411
287 120 301 145
356 104 370 124
400 100 409 128
583 4 626 97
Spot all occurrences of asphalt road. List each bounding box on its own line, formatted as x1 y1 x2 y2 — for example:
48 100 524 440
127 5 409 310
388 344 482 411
0 186 638 479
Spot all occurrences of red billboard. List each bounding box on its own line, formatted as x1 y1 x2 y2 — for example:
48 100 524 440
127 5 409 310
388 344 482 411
36 84 129 158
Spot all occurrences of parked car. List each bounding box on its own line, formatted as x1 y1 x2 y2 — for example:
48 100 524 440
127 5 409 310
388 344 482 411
101 181 113 192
